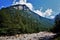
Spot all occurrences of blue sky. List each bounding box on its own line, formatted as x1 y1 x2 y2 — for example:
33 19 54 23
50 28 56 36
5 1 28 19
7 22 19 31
0 0 60 19
28 0 60 14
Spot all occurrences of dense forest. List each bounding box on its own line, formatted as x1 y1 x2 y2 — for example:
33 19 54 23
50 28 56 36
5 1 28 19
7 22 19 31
0 5 54 35
51 13 60 40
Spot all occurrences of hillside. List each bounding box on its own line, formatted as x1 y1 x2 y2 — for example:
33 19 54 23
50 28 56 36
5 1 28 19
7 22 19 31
0 4 54 35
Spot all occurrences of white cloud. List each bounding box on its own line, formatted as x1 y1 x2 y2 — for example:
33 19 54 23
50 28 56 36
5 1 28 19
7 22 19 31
50 16 55 19
33 9 53 18
44 9 53 16
1 6 4 8
13 0 16 5
12 0 26 5
13 0 33 10
1 6 5 8
19 0 27 4
33 10 44 17
25 3 33 10
12 0 54 19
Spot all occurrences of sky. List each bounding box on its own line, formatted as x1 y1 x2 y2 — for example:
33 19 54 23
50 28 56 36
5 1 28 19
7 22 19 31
0 0 60 19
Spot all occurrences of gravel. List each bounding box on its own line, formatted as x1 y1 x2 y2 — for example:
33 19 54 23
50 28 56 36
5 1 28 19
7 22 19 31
0 31 56 40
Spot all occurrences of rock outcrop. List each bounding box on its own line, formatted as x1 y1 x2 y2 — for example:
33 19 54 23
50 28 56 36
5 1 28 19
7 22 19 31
0 32 56 40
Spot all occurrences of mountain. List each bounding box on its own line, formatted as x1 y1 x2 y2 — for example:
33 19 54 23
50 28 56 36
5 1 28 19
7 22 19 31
0 4 54 35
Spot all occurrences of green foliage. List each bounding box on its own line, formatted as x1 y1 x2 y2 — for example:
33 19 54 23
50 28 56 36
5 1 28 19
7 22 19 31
0 6 53 35
51 13 60 33
50 14 60 40
54 37 60 40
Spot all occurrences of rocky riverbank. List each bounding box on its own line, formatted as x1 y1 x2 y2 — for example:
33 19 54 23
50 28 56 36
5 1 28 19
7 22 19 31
0 31 56 40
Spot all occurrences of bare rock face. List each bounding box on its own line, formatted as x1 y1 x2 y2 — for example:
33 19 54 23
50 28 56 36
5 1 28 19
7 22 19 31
0 32 56 40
